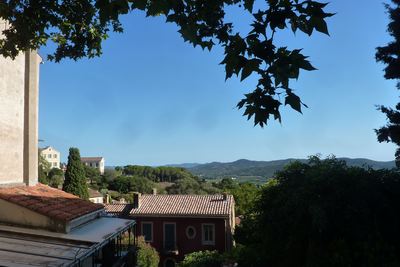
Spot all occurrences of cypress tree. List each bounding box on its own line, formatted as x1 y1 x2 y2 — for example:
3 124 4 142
63 147 89 200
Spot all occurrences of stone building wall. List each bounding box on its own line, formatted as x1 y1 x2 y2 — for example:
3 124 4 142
0 20 40 186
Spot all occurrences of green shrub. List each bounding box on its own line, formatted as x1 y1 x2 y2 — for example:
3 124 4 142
136 236 159 267
179 250 223 267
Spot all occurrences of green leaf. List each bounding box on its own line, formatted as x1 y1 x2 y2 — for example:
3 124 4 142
314 17 329 35
131 0 147 10
244 0 255 12
241 59 261 81
285 92 302 113
300 60 317 71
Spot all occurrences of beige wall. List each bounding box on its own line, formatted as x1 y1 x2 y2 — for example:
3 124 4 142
0 199 65 232
0 20 40 186
0 42 25 184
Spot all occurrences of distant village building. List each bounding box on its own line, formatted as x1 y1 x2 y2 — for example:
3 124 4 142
0 21 136 266
39 146 60 168
88 188 104 204
81 156 105 174
106 193 235 267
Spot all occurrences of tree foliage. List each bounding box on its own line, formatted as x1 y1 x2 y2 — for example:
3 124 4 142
63 147 89 199
38 152 51 184
123 165 195 182
214 178 260 215
179 250 223 267
376 0 400 165
84 164 101 185
0 0 333 126
166 176 220 195
109 175 156 194
48 167 64 188
235 156 400 267
136 236 160 267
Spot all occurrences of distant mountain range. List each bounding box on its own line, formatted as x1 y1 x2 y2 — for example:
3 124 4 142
165 163 201 169
179 158 396 179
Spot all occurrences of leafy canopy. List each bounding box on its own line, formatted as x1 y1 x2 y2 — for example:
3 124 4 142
136 236 160 267
38 152 51 184
375 0 400 165
0 0 333 126
179 250 223 267
235 156 400 267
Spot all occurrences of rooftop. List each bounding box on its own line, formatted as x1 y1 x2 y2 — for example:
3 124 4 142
88 188 103 198
0 217 135 266
81 157 104 162
105 203 134 217
129 194 234 217
0 183 103 222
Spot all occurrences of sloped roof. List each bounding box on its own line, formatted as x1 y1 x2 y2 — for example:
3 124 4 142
88 188 103 198
39 146 59 152
81 157 103 162
130 194 234 217
105 204 134 217
0 183 103 222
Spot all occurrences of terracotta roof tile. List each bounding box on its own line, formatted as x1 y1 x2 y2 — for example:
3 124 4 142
0 183 103 222
104 204 134 217
105 195 235 218
128 194 234 217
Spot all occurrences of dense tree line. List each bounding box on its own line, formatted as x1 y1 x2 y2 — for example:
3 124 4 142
235 157 400 267
214 178 260 215
109 175 156 194
122 165 195 183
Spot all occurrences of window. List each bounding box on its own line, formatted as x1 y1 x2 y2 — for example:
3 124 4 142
202 224 215 245
142 222 153 242
53 162 57 167
186 226 196 239
48 154 52 159
54 154 57 158
163 223 176 250
96 162 99 167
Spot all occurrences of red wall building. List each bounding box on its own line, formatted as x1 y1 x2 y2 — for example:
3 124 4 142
106 194 235 267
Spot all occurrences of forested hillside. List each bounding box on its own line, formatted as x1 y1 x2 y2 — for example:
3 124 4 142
187 158 396 179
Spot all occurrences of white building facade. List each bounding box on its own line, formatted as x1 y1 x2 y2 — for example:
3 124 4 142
81 157 105 174
39 146 61 168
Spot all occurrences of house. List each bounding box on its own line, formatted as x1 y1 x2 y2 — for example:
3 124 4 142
39 146 61 168
88 188 104 204
0 20 136 266
81 156 105 174
105 193 235 267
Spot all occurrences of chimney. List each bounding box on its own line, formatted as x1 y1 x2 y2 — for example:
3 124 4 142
223 192 228 201
152 188 157 195
133 192 141 208
105 193 111 204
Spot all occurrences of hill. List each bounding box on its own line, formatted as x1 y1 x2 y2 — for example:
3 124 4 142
186 158 396 179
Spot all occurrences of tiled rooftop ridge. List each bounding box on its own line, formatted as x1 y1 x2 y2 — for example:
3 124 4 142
104 194 234 217
0 183 103 222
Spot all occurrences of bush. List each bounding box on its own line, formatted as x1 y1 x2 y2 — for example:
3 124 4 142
136 236 159 267
179 250 223 267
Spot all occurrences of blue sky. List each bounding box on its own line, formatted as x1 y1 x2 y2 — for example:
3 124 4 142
39 0 398 166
